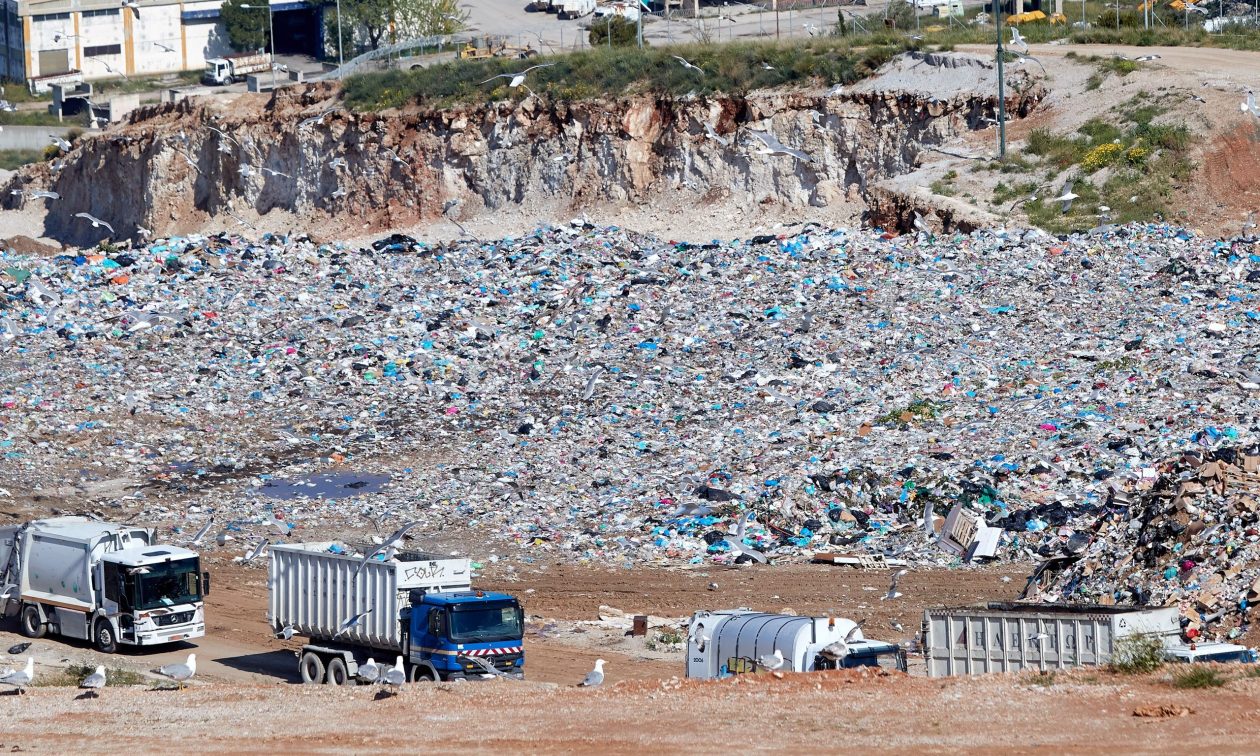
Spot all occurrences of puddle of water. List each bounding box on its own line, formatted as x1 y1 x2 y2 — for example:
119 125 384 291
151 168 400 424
257 471 392 500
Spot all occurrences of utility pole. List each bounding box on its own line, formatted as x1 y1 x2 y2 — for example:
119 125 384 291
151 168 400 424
995 0 1006 159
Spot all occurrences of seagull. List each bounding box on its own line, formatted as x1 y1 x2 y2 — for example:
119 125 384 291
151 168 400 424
75 213 115 235
80 665 106 697
28 190 60 200
154 42 175 53
381 656 406 689
890 620 905 632
672 55 705 74
330 187 347 199
354 521 421 577
122 0 140 18
328 156 348 170
87 55 129 81
1242 91 1259 118
215 532 234 546
1009 27 1028 52
1010 50 1046 75
238 164 256 178
1134 54 1160 62
267 510 290 534
240 538 269 563
748 130 812 163
49 135 72 151
703 122 729 147
922 497 935 537
1189 93 1206 104
334 607 373 637
207 125 238 145
358 657 380 683
261 166 291 178
881 569 908 601
136 225 152 239
758 650 784 671
155 654 196 689
275 623 295 641
760 62 775 70
443 199 471 238
578 658 605 686
1052 180 1078 213
382 148 406 165
722 512 767 564
1028 632 1049 645
913 210 933 236
0 657 34 694
298 107 340 130
189 519 215 545
479 63 555 91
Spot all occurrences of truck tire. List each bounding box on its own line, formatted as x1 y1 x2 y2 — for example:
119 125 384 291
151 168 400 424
409 665 437 683
299 652 325 684
19 604 46 639
93 619 118 654
326 657 350 686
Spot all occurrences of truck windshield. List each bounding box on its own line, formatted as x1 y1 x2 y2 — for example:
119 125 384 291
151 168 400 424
448 602 522 642
843 650 904 671
135 558 202 610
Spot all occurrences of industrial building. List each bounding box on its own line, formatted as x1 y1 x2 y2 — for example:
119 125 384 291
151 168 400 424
0 0 324 87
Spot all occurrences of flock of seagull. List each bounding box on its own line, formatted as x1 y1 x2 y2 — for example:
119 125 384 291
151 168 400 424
0 653 195 696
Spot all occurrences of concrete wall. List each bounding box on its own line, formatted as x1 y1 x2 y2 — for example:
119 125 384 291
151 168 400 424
18 0 236 83
0 124 88 151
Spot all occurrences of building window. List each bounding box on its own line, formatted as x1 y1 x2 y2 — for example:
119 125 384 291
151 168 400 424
33 12 71 21
83 8 120 17
84 44 122 56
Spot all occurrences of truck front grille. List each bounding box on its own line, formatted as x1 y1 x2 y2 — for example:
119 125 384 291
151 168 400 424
153 610 195 627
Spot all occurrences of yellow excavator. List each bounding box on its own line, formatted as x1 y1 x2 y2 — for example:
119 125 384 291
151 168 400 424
458 36 539 61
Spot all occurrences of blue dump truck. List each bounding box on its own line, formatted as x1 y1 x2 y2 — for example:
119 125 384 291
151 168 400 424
268 542 524 683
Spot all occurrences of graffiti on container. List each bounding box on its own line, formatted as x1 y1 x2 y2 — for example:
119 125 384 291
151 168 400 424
404 563 447 581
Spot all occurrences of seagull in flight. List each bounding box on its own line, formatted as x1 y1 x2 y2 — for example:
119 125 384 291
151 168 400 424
49 134 72 151
298 107 341 130
154 41 175 53
75 212 115 234
334 607 374 637
1134 54 1161 62
1009 27 1028 52
748 130 812 163
262 166 291 178
1052 180 1078 213
722 512 767 564
87 55 129 81
240 538 269 562
703 122 729 147
354 521 421 577
189 517 214 545
480 63 555 96
881 569 908 600
673 55 705 74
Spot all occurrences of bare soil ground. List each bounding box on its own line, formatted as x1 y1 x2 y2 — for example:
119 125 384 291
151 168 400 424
6 560 1256 753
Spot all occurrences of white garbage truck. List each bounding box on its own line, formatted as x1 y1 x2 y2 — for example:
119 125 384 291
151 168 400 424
202 52 273 85
686 609 906 679
0 517 208 653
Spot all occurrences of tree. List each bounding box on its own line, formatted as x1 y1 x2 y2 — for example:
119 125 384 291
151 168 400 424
588 16 638 47
220 0 269 53
324 0 468 56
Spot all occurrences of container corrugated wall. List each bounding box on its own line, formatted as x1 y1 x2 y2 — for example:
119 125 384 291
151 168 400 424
926 609 1116 677
269 545 403 652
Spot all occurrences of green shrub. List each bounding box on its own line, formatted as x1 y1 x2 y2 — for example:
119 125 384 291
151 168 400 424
1110 633 1165 674
1171 666 1226 689
589 16 640 48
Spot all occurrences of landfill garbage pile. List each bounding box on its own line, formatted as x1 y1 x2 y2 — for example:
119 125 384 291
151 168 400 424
0 221 1258 574
1030 448 1260 641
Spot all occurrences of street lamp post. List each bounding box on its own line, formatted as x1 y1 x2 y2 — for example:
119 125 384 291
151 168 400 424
337 0 344 68
241 3 277 90
995 0 1006 159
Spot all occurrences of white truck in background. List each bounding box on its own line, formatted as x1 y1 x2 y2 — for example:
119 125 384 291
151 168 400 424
924 603 1255 676
0 517 208 652
556 0 596 19
686 609 906 679
202 52 273 85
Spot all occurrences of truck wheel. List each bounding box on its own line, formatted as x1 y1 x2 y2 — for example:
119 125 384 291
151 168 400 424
19 604 46 639
299 652 325 684
326 658 350 686
93 619 118 654
409 665 436 682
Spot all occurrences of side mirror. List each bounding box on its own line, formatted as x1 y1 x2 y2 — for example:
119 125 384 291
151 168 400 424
202 572 211 596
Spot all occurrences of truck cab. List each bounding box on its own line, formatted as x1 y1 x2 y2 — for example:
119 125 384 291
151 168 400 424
202 59 232 86
96 546 207 650
1163 642 1257 664
406 590 524 681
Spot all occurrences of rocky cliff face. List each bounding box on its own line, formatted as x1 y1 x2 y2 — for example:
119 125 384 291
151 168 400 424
3 71 1044 246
